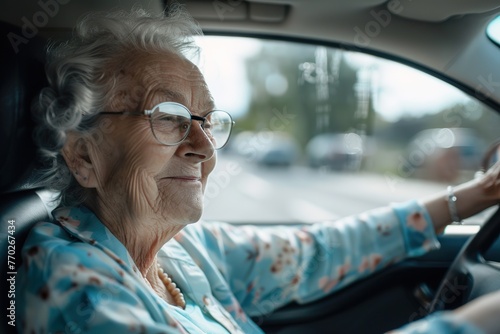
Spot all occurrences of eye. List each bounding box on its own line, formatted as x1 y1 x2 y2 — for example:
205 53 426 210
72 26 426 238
203 120 212 130
154 114 189 131
180 121 190 131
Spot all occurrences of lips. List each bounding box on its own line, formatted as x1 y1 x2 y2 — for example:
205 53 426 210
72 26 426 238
162 175 201 182
168 176 201 181
157 167 202 182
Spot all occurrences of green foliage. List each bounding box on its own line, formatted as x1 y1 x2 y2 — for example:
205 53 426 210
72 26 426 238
239 41 363 148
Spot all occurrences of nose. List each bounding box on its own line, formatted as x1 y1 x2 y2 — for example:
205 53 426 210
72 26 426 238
177 120 215 161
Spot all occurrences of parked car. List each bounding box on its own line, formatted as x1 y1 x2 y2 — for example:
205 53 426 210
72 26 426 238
406 128 485 182
306 132 365 171
231 131 299 167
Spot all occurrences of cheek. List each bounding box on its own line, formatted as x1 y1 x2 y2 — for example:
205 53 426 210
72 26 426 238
123 137 177 184
120 121 168 168
112 136 177 210
101 123 175 186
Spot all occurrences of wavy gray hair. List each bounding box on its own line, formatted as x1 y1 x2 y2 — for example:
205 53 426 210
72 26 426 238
33 5 202 206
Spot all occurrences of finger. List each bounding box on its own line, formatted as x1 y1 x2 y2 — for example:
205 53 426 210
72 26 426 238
480 163 500 188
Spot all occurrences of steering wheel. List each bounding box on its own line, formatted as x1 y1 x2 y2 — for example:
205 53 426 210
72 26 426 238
429 206 500 311
430 141 500 312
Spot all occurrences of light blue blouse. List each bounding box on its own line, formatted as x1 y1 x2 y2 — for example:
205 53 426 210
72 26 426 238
16 202 483 333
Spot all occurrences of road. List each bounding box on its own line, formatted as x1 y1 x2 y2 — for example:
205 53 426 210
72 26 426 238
201 155 447 223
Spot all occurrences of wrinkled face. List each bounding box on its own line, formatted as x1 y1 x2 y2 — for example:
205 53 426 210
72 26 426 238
87 52 216 225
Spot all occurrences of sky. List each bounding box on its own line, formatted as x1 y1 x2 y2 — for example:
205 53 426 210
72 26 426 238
345 52 470 121
193 36 260 118
193 36 474 122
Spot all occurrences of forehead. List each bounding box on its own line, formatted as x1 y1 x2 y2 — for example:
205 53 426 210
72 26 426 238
125 52 214 111
141 54 204 85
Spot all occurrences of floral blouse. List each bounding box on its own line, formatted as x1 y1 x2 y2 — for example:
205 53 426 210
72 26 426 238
16 202 483 333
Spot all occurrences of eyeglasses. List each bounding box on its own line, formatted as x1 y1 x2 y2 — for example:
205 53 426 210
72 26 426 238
99 102 234 149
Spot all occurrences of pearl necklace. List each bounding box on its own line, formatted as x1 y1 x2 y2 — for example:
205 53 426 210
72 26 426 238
158 268 186 309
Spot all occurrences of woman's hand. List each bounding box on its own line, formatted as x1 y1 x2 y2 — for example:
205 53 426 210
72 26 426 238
421 161 500 234
479 160 500 201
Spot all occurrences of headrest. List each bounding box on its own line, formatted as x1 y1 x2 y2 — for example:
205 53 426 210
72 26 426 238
0 21 47 193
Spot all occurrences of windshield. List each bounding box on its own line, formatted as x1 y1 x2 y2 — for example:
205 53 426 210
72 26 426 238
194 36 500 224
487 15 500 47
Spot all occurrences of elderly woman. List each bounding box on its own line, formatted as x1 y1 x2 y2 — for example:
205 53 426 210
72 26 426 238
16 7 500 334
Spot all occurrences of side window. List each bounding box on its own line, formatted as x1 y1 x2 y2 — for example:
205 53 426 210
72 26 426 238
487 15 500 47
195 37 500 224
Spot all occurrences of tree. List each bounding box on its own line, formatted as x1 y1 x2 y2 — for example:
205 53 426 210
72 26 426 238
240 41 361 148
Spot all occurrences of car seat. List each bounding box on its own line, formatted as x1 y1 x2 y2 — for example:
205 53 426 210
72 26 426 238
0 21 55 334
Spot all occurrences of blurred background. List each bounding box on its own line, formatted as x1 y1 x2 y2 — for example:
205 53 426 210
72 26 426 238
194 37 500 224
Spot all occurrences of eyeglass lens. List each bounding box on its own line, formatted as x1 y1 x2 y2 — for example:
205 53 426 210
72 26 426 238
151 103 233 149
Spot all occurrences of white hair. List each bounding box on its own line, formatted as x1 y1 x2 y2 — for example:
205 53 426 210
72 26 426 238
32 5 202 205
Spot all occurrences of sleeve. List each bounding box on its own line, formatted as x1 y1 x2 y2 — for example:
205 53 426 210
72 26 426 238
16 223 187 334
192 200 440 317
387 312 485 334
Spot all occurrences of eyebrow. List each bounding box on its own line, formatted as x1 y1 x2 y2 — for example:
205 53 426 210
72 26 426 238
151 89 216 113
154 89 185 103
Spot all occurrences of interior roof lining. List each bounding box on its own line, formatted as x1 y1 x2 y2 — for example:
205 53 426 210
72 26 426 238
183 0 500 23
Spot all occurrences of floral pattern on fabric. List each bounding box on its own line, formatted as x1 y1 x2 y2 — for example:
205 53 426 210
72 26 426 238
15 201 480 333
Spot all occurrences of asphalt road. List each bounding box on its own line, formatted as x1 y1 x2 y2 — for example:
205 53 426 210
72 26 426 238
201 155 447 224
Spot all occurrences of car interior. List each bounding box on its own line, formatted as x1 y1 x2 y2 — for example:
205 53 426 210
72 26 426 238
1 1 500 333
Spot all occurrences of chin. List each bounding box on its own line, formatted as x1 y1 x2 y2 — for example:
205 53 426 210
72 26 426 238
188 205 203 223
176 211 202 226
175 199 204 224
159 188 204 221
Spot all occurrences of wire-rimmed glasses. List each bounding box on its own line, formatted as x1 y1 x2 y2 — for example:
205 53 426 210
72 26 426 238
100 102 234 149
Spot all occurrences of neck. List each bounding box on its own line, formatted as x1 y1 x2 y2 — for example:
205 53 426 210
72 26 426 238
85 195 184 275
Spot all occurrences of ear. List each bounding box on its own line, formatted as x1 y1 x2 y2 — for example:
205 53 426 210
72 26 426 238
61 132 98 188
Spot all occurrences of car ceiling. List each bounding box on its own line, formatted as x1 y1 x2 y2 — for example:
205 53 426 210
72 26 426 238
2 0 500 107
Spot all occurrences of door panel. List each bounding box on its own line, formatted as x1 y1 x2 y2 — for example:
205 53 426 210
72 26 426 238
259 232 500 333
